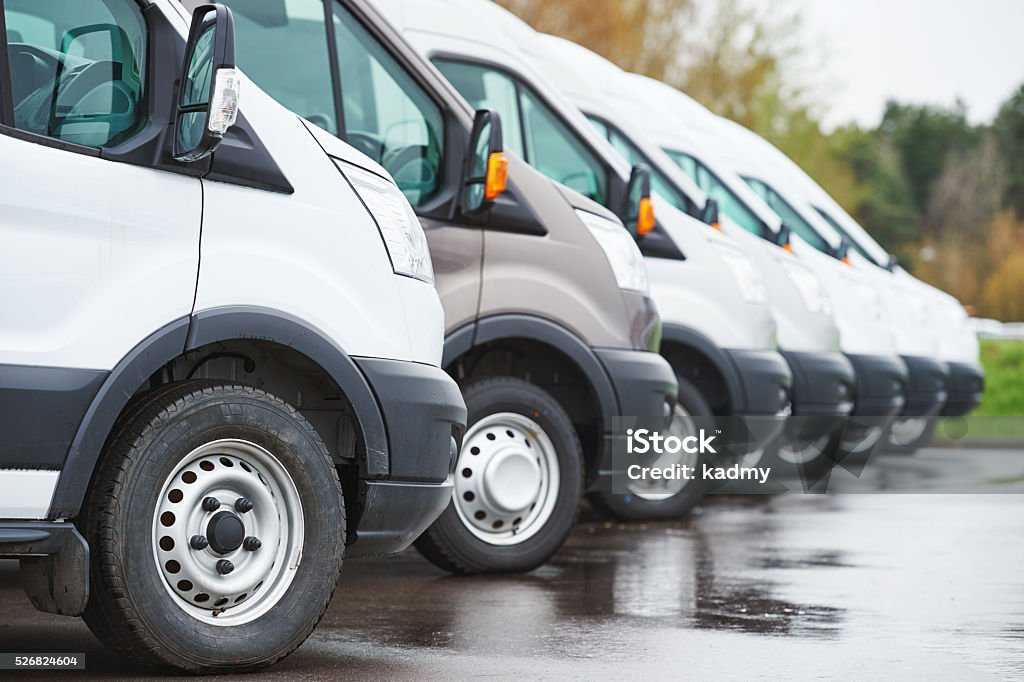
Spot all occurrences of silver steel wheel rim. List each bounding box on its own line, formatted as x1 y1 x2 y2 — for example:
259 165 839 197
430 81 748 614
152 439 304 626
888 417 928 445
630 405 700 501
454 413 560 546
778 432 831 465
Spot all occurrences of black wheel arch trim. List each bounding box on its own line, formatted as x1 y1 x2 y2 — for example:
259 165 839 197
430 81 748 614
49 307 388 519
48 316 191 519
659 323 743 412
460 314 619 431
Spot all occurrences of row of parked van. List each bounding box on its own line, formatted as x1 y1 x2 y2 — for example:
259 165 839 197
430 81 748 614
0 0 983 673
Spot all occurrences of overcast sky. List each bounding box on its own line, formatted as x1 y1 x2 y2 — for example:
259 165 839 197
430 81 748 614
788 0 1024 130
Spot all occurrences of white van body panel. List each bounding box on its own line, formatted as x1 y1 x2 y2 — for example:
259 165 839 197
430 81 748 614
0 471 60 520
0 134 201 371
192 78 444 364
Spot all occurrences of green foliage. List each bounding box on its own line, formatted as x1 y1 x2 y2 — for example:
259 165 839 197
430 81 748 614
995 84 1024 219
880 101 979 213
975 340 1024 417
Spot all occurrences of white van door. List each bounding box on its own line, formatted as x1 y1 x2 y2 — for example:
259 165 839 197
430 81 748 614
0 0 200 485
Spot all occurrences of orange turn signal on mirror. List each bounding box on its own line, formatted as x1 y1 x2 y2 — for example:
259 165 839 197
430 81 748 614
782 242 794 253
485 152 508 201
637 197 655 235
840 256 851 265
710 222 722 231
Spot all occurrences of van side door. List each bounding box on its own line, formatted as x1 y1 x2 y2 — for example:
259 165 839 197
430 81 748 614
0 0 201 484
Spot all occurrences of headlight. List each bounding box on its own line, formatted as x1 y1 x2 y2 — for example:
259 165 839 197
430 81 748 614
338 161 434 284
714 246 766 304
781 259 832 315
575 209 650 294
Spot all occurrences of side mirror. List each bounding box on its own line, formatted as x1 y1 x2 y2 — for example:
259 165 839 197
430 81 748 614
777 223 794 253
461 109 508 216
625 164 655 237
836 236 852 264
174 4 240 162
886 253 899 271
701 198 721 230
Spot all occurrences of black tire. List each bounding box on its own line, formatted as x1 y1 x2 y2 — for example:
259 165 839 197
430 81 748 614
78 381 345 674
588 376 710 520
414 377 582 574
882 416 937 453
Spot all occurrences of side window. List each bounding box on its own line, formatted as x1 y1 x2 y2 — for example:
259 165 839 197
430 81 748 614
332 3 445 207
435 58 606 205
519 87 606 204
219 0 337 134
585 115 690 213
3 0 146 147
433 60 523 157
745 177 829 252
814 206 881 264
665 150 764 236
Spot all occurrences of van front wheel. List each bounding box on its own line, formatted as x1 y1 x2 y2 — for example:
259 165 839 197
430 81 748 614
415 377 582 574
79 381 344 674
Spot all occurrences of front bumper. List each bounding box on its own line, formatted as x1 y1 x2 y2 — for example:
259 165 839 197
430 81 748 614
724 349 793 415
348 358 466 557
942 361 984 417
780 350 855 417
590 349 677 490
721 349 793 457
900 355 950 417
845 353 909 417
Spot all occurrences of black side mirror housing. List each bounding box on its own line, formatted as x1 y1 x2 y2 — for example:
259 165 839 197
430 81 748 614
173 4 238 162
701 198 720 226
776 222 793 250
461 109 507 217
625 164 654 237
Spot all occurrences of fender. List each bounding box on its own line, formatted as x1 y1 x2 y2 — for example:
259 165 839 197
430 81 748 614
49 307 387 519
660 323 742 412
48 317 190 519
470 314 619 431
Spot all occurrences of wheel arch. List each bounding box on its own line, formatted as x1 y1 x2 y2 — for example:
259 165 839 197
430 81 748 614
659 323 742 415
442 315 618 483
48 306 387 519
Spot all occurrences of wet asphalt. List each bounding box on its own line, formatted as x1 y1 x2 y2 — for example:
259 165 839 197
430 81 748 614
2 445 1023 680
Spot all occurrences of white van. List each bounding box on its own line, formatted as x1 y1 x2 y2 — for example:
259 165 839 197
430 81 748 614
732 128 983 448
625 74 915 459
375 0 805 502
0 1 464 672
523 32 870 475
710 117 959 450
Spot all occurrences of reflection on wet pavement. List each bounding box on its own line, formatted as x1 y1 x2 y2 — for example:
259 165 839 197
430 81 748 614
1 448 1023 679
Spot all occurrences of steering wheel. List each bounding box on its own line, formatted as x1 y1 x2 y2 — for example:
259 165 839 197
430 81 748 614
381 144 439 203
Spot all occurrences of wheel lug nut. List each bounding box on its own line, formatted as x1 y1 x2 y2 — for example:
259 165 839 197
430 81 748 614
216 559 234 575
243 536 261 551
190 535 209 550
202 497 220 512
234 498 253 513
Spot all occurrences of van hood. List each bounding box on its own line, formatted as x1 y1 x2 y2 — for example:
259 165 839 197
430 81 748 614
552 182 621 223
